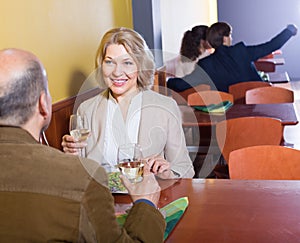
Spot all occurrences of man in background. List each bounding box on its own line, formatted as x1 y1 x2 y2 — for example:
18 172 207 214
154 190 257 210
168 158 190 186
0 48 165 242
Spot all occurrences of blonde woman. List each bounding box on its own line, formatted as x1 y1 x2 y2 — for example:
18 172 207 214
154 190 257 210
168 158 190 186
62 27 194 179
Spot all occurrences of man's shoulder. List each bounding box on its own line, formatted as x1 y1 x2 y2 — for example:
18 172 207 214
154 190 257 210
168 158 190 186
40 145 108 187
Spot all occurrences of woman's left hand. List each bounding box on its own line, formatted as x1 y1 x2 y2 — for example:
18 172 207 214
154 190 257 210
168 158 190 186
144 155 173 179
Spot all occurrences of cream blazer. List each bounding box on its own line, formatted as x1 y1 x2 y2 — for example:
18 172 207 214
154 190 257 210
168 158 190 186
77 89 194 178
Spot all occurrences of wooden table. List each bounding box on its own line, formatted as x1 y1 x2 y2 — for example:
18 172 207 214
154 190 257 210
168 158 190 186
180 103 299 127
267 71 290 83
114 179 300 242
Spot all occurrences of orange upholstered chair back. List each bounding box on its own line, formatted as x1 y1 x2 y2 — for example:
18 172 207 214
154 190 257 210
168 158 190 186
171 84 211 105
245 86 294 104
229 81 271 104
216 117 283 163
229 145 300 180
187 90 234 106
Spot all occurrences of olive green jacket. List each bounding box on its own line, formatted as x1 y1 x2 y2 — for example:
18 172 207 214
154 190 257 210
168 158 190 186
0 126 165 242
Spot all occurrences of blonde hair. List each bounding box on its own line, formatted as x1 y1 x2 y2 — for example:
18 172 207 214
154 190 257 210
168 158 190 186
95 27 155 90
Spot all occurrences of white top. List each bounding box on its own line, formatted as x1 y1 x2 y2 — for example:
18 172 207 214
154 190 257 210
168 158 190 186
165 56 196 78
102 91 142 172
165 49 212 79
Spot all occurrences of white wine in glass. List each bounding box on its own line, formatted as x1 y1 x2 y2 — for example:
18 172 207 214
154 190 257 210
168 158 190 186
69 128 90 142
69 114 90 156
117 143 144 183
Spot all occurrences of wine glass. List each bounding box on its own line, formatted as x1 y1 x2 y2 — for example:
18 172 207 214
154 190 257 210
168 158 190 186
117 143 144 183
69 114 90 156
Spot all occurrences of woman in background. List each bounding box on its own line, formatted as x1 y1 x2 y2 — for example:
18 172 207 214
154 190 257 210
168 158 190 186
165 25 214 78
62 27 194 179
167 22 297 92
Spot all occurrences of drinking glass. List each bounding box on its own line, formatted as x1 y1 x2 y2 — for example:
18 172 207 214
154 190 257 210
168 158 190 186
69 114 90 156
117 143 144 183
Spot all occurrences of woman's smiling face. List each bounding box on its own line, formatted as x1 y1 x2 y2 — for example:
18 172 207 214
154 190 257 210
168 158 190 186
102 44 139 100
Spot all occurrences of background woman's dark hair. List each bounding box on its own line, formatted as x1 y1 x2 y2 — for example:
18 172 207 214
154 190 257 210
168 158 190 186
180 25 208 62
206 22 231 49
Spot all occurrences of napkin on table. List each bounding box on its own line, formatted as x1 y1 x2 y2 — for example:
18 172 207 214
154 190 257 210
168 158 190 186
193 100 233 113
116 196 189 240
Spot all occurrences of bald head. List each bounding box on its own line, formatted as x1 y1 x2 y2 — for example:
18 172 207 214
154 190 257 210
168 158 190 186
0 48 50 127
0 49 44 90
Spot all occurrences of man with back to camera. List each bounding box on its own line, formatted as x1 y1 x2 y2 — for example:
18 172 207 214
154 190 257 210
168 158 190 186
167 22 298 92
0 48 165 242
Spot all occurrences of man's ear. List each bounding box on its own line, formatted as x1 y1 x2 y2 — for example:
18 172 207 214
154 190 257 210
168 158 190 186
39 91 50 119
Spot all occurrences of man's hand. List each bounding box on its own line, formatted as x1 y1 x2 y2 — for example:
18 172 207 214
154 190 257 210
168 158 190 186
120 171 161 207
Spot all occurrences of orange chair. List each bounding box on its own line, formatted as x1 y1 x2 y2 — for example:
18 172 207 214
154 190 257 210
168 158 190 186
186 91 232 178
187 90 234 106
171 84 211 105
229 81 271 104
216 117 283 164
254 60 276 72
229 145 300 180
245 86 294 104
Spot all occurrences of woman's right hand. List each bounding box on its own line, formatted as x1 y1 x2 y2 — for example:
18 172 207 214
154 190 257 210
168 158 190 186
61 134 87 155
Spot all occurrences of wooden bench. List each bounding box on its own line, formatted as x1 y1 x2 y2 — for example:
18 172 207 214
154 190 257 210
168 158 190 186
153 65 168 96
44 87 101 150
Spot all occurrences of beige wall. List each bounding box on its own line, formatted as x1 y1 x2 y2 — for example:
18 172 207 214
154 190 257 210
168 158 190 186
0 0 217 102
0 0 132 102
161 0 218 61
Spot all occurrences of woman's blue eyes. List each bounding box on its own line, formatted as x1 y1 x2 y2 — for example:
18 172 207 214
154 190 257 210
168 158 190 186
124 61 133 65
104 60 112 64
104 60 134 66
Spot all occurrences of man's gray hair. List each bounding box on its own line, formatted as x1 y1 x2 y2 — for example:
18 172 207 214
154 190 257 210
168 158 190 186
0 60 47 125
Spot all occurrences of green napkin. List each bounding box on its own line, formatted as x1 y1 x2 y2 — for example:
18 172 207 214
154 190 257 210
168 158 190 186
193 100 233 113
160 196 189 239
116 197 189 240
